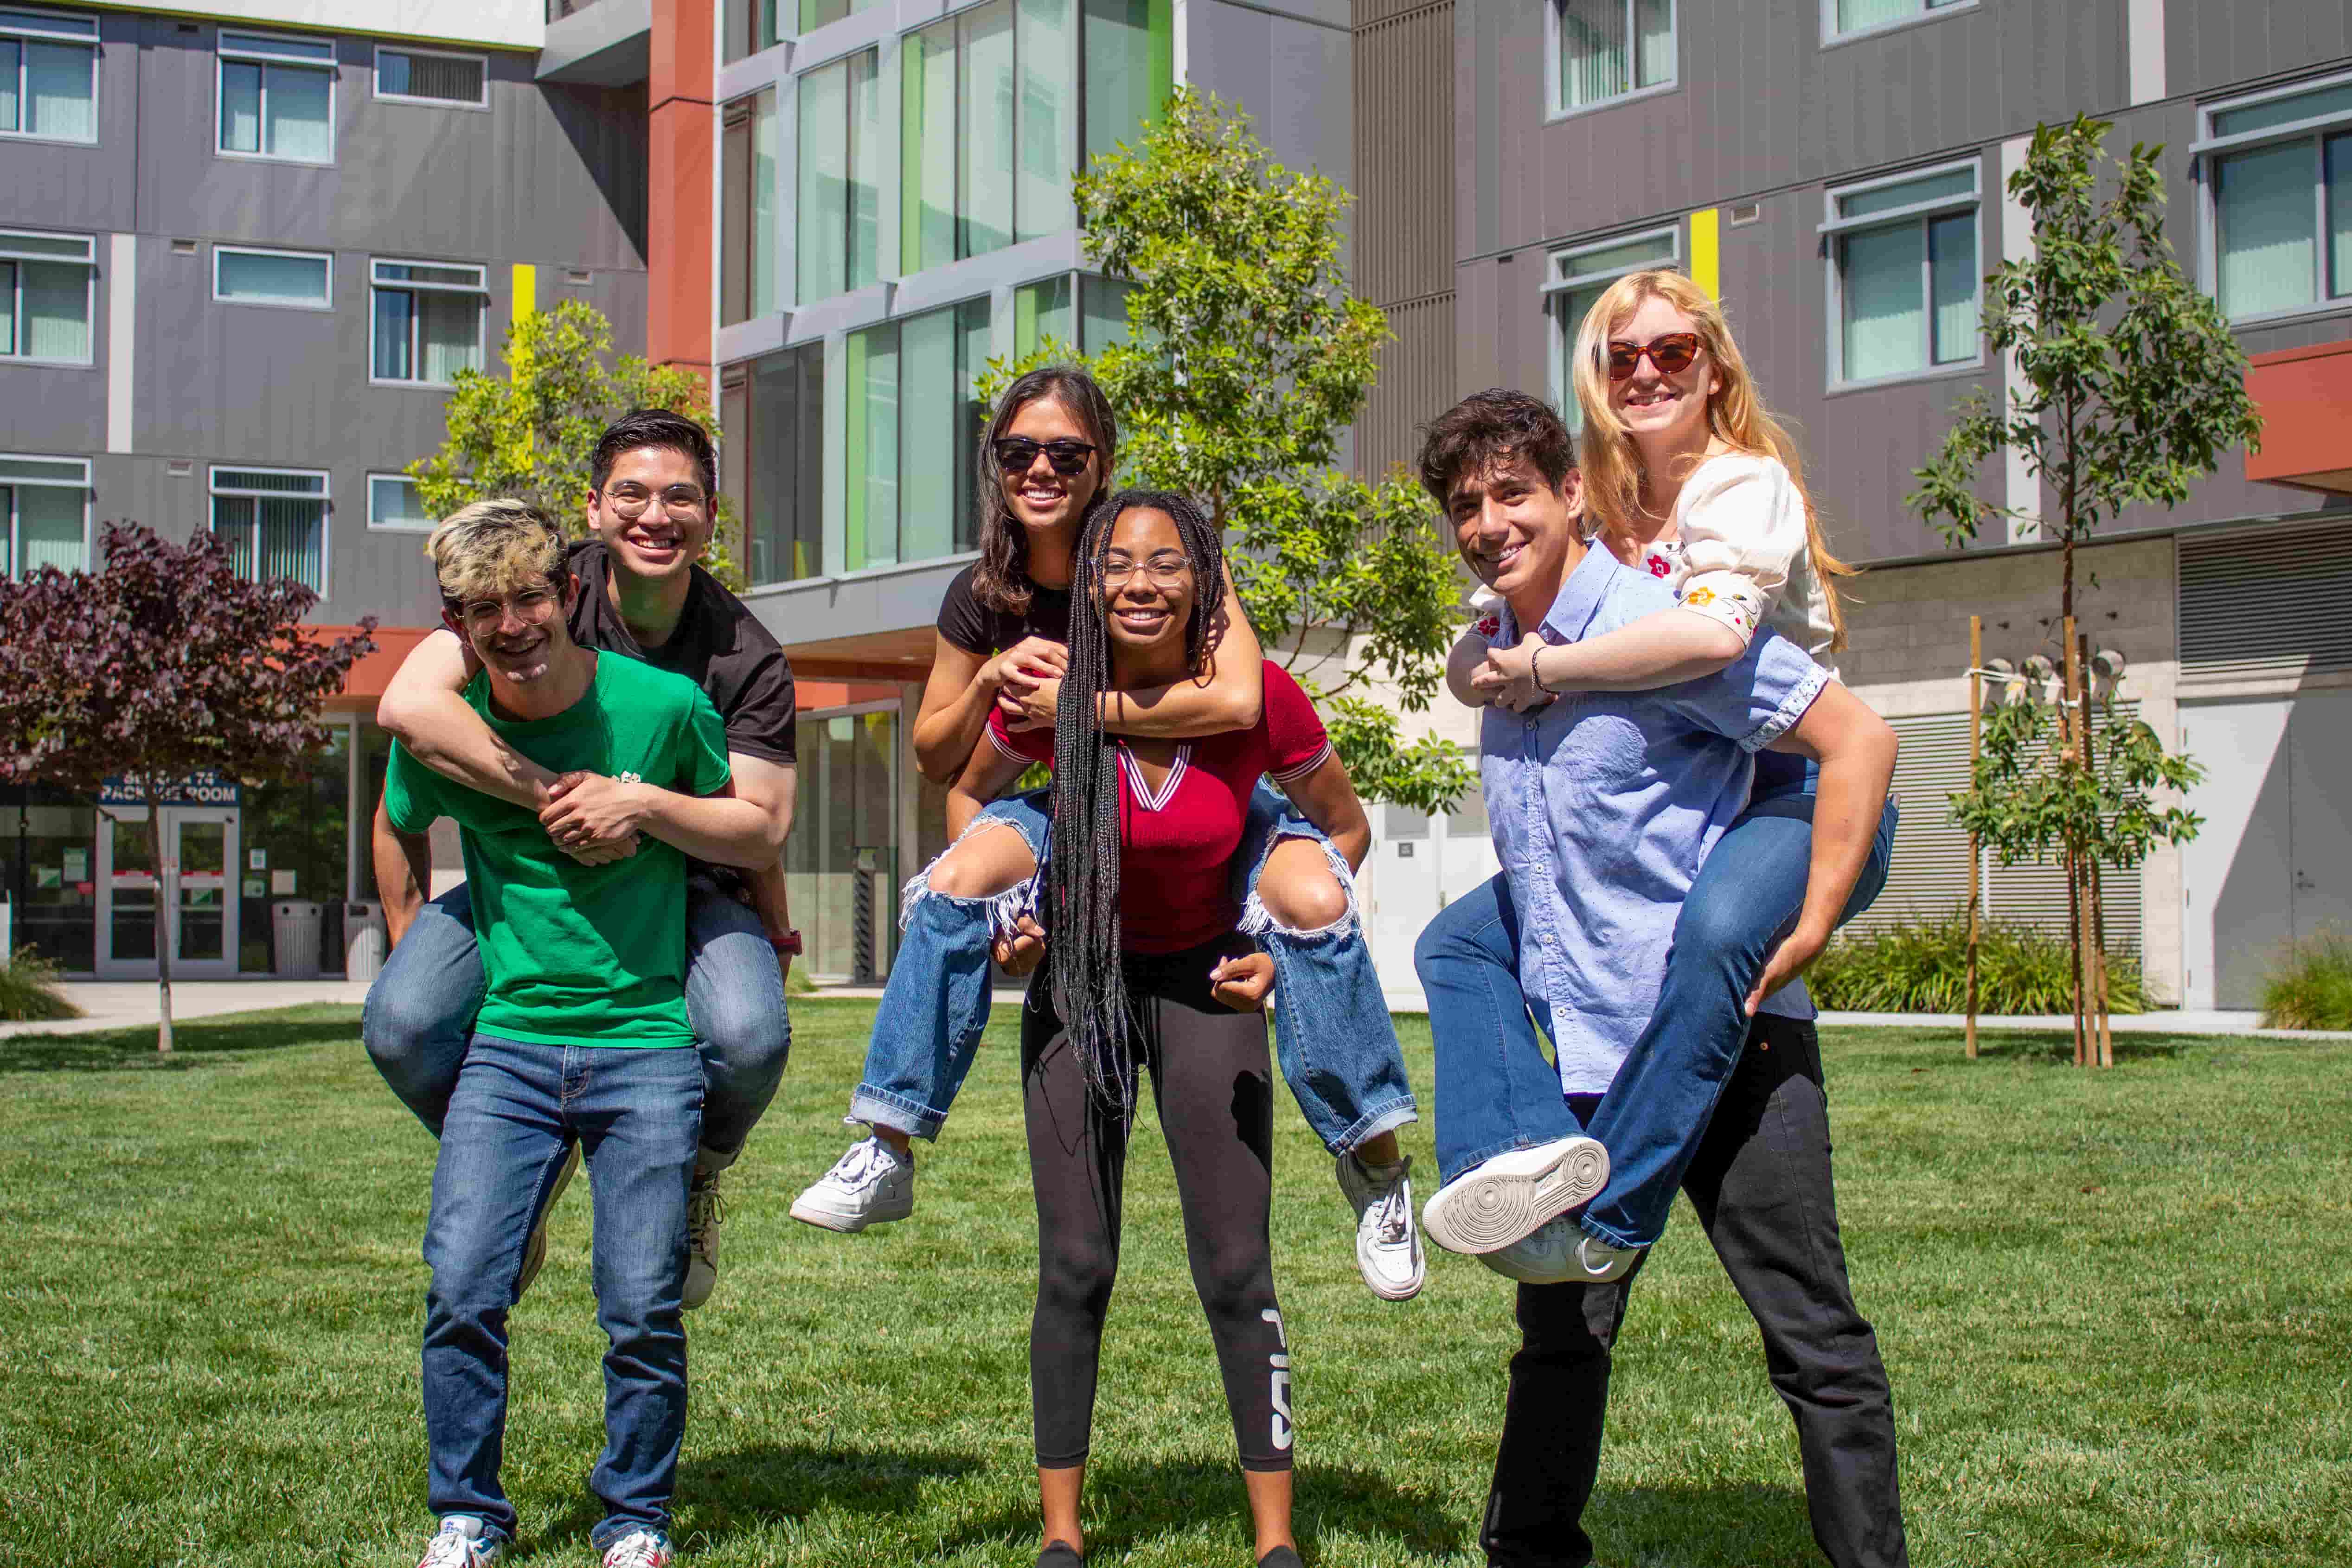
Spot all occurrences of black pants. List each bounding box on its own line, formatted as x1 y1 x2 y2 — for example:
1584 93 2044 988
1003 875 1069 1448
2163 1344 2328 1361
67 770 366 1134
1482 1014 1909 1568
1024 933 1294 1473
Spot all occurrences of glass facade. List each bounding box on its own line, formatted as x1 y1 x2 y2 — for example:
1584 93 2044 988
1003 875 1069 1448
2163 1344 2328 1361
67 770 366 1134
797 48 882 305
787 708 900 983
722 88 780 326
722 340 826 585
843 297 993 575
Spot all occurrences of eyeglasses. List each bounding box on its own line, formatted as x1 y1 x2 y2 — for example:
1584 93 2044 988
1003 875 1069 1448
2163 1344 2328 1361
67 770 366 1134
1101 553 1192 589
604 485 709 519
1606 332 1703 381
994 437 1096 477
451 586 562 634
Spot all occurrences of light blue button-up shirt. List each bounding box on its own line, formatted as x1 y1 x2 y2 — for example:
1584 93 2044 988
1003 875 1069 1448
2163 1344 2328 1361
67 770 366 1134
1481 541 1830 1095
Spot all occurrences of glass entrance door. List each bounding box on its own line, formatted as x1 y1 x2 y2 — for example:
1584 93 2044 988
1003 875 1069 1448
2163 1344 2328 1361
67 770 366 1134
95 806 240 979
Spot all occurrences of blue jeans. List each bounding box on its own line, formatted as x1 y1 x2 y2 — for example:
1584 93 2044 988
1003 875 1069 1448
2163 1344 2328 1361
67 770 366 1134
1578 782 1898 1249
363 878 790 1165
849 783 1417 1154
422 1034 701 1550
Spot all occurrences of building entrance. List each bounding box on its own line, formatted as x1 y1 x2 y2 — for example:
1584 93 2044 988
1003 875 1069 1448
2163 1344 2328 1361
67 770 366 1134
95 806 241 979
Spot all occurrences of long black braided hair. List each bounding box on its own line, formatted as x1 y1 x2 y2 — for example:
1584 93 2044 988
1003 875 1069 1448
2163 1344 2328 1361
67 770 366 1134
1047 487 1231 1113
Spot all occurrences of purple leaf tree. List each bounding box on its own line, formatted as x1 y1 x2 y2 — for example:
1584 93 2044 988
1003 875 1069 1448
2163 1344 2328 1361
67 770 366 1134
0 522 378 1052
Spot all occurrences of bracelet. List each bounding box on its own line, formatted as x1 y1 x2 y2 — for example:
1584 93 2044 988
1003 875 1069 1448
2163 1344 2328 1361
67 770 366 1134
1531 642 1562 696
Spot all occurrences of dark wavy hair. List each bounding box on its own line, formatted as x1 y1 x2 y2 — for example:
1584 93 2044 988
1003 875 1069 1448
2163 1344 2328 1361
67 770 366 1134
1414 388 1577 510
969 365 1119 617
1047 487 1228 1112
591 408 719 503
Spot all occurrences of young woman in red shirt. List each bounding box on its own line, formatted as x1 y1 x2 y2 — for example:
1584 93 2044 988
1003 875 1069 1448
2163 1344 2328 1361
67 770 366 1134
946 488 1367 1568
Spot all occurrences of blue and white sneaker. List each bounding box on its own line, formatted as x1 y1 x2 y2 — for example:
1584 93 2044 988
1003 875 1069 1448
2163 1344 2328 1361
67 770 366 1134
415 1517 500 1568
600 1529 675 1568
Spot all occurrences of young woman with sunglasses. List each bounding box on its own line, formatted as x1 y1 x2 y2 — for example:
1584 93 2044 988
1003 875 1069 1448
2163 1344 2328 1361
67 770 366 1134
792 367 1425 1304
1424 269 1898 1284
956 487 1353 1568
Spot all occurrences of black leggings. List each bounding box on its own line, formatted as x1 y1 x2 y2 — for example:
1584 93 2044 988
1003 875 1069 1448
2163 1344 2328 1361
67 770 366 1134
1023 932 1293 1473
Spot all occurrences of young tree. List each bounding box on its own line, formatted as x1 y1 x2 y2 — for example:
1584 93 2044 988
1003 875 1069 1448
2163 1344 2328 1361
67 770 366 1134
408 300 743 587
1910 114 2258 1061
0 524 376 1053
989 88 1473 812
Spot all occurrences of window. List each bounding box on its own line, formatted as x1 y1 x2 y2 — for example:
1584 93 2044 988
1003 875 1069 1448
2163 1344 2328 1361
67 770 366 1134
899 0 1082 276
366 474 430 531
370 259 487 385
1551 0 1673 114
800 0 883 27
0 454 90 576
846 297 993 572
1824 161 1980 386
374 47 486 108
796 48 881 303
218 31 335 164
2198 72 2352 322
1826 0 1971 43
1543 227 1679 428
0 229 94 364
722 0 779 64
212 245 331 309
1083 0 1168 167
209 467 327 593
1013 272 1138 358
722 343 826 586
0 7 97 143
721 88 779 325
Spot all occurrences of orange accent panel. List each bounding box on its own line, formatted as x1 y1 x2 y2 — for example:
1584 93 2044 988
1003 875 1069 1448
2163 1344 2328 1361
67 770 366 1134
795 681 903 712
648 0 714 382
2244 339 2352 495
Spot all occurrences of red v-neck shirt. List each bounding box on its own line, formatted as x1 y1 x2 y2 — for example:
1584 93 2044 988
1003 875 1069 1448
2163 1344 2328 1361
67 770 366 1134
988 661 1334 953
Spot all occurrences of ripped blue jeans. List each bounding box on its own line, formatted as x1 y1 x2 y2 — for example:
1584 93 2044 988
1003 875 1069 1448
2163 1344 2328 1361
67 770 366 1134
846 782 1418 1155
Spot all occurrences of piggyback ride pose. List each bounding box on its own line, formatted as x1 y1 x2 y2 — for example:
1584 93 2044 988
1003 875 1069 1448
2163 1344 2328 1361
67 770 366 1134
790 365 1424 1302
1425 273 1901 1282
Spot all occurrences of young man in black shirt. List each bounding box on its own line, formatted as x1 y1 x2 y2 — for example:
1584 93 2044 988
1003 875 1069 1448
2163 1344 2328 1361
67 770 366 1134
366 411 799 1312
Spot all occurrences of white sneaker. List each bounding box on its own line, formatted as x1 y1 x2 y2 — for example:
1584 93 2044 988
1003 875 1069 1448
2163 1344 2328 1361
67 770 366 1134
416 1517 500 1568
683 1166 723 1311
1335 1152 1424 1302
788 1134 915 1232
517 1142 582 1301
1419 1135 1609 1256
600 1530 674 1568
1477 1222 1646 1286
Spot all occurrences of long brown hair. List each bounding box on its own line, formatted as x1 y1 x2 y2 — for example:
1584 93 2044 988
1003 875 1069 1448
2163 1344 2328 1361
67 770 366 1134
1571 269 1856 649
969 365 1120 616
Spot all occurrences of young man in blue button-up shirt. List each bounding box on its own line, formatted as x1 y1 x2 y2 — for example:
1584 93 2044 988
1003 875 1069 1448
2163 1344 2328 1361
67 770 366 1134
1410 391 1908 1568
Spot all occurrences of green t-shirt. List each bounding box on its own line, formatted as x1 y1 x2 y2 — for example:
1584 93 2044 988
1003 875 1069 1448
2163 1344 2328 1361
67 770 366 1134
384 652 732 1048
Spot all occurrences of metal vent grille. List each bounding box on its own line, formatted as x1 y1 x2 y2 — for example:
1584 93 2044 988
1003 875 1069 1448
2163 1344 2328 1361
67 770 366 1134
1848 709 2143 953
2179 518 2352 690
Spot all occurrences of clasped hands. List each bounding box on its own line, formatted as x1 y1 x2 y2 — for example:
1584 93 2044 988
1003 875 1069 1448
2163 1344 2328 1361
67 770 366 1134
989 914 1275 1013
538 771 648 865
991 636 1068 732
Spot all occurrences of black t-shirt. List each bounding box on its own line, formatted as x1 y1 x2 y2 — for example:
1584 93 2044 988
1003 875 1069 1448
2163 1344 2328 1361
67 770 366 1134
567 539 797 766
936 562 1071 656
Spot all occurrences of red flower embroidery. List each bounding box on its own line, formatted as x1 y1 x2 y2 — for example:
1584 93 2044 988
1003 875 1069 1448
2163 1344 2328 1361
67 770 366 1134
1647 555 1673 578
1473 614 1501 638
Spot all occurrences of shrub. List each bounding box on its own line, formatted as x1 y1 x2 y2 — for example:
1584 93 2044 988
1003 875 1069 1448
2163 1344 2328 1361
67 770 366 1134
0 947 81 1023
1807 909 2144 1016
2257 930 2352 1030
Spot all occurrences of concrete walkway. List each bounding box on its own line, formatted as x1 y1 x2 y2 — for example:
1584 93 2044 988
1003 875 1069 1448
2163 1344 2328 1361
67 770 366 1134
0 977 373 1040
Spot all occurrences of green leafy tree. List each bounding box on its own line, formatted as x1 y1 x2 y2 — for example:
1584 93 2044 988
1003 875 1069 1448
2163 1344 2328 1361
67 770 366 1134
986 88 1472 812
409 300 743 587
1909 114 2258 1058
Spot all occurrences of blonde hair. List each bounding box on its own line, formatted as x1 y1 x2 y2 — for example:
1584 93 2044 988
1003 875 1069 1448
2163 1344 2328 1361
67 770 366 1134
1570 269 1856 649
425 498 568 605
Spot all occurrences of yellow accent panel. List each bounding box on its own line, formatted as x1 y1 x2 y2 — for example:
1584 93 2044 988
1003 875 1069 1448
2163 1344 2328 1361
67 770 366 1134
511 262 537 321
1688 209 1719 300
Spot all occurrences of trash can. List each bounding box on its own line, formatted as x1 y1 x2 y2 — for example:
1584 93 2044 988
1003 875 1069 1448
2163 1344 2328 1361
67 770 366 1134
272 898 323 979
345 899 388 983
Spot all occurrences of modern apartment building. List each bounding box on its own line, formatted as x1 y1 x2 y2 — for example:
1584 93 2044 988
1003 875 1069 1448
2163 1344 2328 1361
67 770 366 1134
0 0 651 976
1350 0 2352 1006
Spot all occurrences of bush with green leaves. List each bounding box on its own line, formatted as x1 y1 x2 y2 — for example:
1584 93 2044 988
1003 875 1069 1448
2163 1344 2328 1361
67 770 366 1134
0 948 80 1024
1807 909 2144 1017
2257 930 2352 1031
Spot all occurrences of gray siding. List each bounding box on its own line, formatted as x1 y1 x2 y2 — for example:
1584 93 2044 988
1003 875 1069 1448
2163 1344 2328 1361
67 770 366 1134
0 11 649 629
1189 0 1354 186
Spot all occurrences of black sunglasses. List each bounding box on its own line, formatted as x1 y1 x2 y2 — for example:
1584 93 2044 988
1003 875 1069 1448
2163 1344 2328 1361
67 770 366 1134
994 437 1096 477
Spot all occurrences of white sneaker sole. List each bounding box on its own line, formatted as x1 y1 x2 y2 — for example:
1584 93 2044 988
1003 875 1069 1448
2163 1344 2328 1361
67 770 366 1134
1420 1136 1609 1255
788 1187 913 1234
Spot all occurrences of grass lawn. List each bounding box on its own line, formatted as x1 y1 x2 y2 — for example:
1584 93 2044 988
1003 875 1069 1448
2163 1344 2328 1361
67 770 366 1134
2 1002 2348 1568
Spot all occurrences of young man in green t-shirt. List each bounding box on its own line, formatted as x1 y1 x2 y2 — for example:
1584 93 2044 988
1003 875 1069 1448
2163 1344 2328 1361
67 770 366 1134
377 501 739 1568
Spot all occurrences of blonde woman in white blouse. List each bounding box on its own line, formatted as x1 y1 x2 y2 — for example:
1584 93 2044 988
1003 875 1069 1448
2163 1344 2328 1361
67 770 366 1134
1440 269 1899 1286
